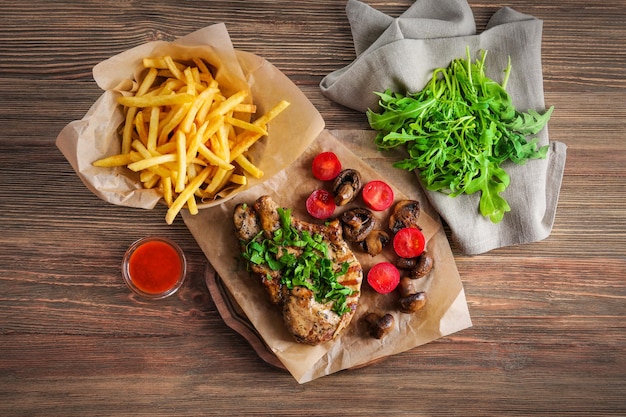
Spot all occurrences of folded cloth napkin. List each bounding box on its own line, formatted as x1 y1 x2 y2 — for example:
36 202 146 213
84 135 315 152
320 0 567 255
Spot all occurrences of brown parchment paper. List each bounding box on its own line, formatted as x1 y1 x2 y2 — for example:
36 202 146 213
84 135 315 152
55 23 325 210
183 129 472 384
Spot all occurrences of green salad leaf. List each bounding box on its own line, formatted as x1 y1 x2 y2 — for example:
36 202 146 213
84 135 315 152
367 47 553 223
241 208 353 316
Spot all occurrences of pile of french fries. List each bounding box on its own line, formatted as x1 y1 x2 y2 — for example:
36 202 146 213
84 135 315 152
93 55 289 224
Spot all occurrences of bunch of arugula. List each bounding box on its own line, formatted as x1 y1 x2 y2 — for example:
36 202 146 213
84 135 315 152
241 207 353 316
367 47 554 223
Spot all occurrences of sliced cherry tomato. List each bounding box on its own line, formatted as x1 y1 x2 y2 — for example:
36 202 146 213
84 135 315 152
311 152 342 181
362 180 394 211
306 189 336 219
393 227 426 258
367 262 400 294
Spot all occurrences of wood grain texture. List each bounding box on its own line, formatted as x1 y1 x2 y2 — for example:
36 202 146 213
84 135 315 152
0 0 624 416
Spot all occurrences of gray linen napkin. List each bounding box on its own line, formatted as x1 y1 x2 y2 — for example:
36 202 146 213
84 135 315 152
320 0 567 255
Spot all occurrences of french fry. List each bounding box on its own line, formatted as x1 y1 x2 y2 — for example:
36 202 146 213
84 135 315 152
180 87 219 134
234 154 263 179
93 55 289 224
142 171 160 189
137 68 159 96
147 106 160 151
192 57 211 75
203 167 230 196
229 174 247 185
161 176 173 206
131 139 152 159
121 107 138 154
174 131 187 193
184 67 196 95
92 152 137 168
250 99 291 126
163 56 185 81
225 116 267 135
134 111 148 145
186 194 198 216
158 103 191 145
216 123 230 162
117 93 195 108
165 167 211 225
206 90 248 119
197 143 234 171
127 154 177 172
233 103 256 113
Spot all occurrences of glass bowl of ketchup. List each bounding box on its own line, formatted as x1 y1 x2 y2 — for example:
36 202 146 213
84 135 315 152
122 237 187 299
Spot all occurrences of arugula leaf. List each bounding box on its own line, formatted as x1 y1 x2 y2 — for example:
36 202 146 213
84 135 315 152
241 208 353 316
464 154 511 223
367 47 553 223
506 107 554 135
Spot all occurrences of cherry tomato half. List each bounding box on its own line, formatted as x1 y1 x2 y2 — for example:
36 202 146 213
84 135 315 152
393 227 426 258
362 180 394 211
367 262 400 294
306 189 336 219
311 152 342 181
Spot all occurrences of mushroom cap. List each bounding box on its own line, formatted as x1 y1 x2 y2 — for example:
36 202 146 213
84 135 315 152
389 199 421 233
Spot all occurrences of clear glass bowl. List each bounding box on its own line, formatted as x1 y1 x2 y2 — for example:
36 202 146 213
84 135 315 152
121 236 187 300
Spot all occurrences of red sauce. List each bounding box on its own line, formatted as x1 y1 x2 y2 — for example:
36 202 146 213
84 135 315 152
128 240 183 295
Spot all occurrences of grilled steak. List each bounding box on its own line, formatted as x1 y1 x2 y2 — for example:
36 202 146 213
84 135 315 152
234 195 363 345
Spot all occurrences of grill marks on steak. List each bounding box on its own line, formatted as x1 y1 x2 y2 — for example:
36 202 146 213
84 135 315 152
234 195 363 345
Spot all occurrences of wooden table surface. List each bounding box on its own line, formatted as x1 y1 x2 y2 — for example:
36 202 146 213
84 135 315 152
1 1 624 415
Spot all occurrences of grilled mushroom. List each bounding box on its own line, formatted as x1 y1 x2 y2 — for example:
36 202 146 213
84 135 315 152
360 230 390 256
340 207 375 242
364 312 395 339
396 257 417 270
410 251 434 279
398 276 419 297
399 292 427 314
332 169 362 206
389 200 421 233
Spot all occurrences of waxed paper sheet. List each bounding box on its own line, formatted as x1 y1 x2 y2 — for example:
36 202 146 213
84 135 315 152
56 23 325 212
183 129 472 383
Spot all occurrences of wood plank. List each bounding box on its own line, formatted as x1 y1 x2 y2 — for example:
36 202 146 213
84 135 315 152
0 0 625 415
